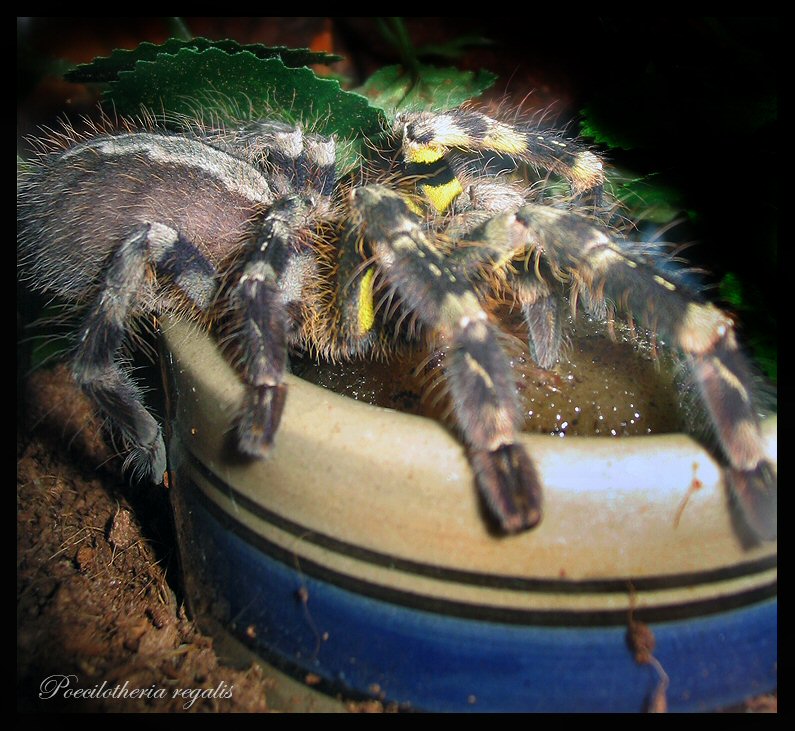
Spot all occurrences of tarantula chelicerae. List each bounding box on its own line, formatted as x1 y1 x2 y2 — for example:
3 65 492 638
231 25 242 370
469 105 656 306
17 106 777 540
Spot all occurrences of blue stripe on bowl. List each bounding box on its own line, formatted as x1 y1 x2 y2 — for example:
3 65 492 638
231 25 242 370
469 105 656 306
175 477 777 712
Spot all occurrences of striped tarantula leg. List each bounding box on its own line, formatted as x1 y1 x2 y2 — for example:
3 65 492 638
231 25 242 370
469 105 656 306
687 325 777 539
351 185 542 532
310 222 379 358
302 133 337 200
516 279 566 370
73 222 218 482
407 157 465 214
509 204 777 539
68 227 149 481
447 210 566 370
231 195 316 458
447 316 543 531
210 121 304 194
215 122 337 204
149 222 219 310
397 108 605 200
264 126 336 199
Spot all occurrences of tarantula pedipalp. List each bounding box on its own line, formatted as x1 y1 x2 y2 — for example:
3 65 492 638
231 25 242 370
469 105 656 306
17 107 777 540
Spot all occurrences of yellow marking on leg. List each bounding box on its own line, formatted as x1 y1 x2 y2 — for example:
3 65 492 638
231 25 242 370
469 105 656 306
439 291 484 327
571 151 604 186
711 356 750 403
678 302 734 354
580 245 617 274
464 352 495 390
482 125 526 155
406 145 446 164
421 177 464 213
403 195 426 217
653 275 677 291
357 268 376 335
603 244 638 270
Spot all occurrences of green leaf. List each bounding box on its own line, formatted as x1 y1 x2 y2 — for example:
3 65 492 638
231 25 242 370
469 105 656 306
357 64 496 114
606 170 684 225
65 38 342 83
579 104 638 151
718 272 745 310
104 47 385 173
414 35 494 61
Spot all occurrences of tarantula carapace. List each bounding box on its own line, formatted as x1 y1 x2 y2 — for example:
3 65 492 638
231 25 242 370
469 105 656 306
17 105 777 540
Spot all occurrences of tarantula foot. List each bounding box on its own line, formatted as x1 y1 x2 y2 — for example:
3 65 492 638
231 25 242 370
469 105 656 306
123 432 167 484
469 444 543 533
728 462 777 541
236 384 288 458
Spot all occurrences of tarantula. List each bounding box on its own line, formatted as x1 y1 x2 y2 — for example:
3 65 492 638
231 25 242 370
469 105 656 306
17 106 777 540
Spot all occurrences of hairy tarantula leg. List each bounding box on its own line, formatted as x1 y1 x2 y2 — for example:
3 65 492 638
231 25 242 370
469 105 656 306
516 279 566 369
310 222 379 358
208 121 304 194
72 227 156 481
505 204 777 539
252 125 336 196
149 222 219 310
397 108 605 207
231 195 316 457
302 134 337 200
351 185 542 532
691 344 777 539
406 157 465 215
447 212 566 369
73 221 219 482
213 122 337 205
449 316 543 531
